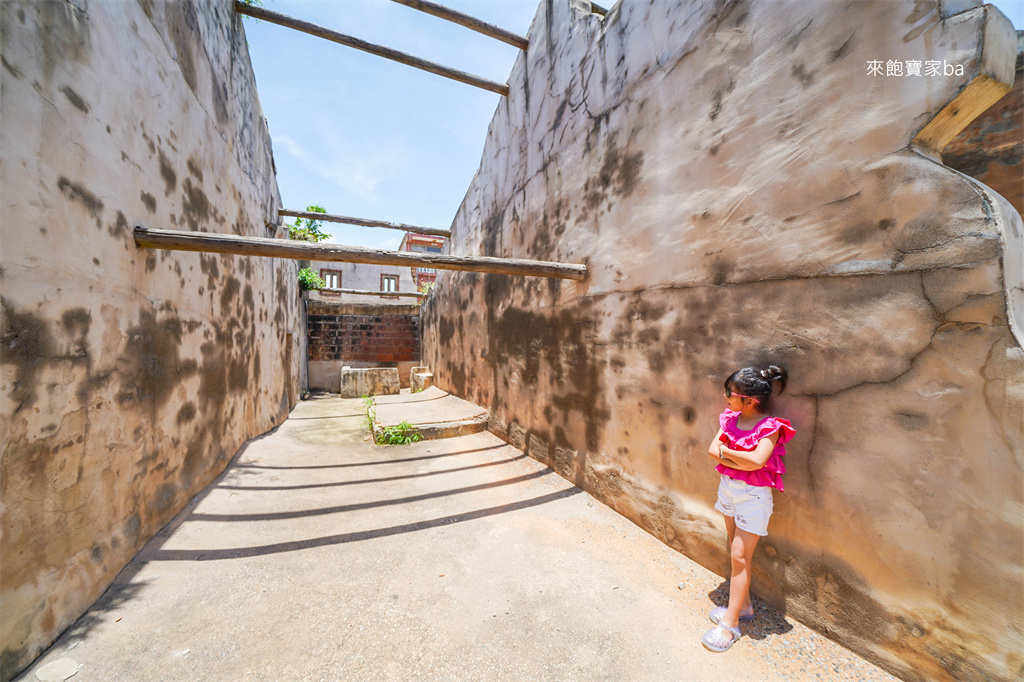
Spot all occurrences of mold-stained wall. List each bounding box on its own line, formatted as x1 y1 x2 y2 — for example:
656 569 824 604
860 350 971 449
0 1 303 678
420 1 1023 680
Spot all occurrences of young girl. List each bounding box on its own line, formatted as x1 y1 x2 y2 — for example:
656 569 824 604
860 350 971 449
702 365 794 653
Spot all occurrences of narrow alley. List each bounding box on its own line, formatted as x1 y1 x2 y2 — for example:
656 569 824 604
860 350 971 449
20 395 896 681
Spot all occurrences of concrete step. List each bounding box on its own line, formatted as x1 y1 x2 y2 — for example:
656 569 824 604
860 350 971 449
372 385 488 441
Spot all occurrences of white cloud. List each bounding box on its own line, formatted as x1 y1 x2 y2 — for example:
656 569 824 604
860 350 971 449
274 135 306 160
274 135 406 202
318 147 407 202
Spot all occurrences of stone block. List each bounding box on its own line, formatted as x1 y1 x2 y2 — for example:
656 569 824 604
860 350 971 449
411 370 434 393
339 367 400 398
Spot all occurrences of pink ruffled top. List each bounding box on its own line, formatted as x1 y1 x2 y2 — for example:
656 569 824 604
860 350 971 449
716 409 795 491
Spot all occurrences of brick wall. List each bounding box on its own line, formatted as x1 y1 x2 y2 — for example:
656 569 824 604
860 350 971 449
307 301 419 364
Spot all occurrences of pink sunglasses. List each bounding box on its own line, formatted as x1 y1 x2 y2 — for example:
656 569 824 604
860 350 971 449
725 388 760 402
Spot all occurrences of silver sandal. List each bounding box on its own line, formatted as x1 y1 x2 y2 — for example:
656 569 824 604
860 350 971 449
709 605 754 624
702 623 742 652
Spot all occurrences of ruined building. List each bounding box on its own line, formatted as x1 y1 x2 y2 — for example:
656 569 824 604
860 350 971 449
420 1 1022 681
2 1 1022 681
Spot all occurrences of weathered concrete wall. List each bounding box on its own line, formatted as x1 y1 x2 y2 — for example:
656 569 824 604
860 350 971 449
0 1 303 678
420 1 1023 680
944 34 1023 216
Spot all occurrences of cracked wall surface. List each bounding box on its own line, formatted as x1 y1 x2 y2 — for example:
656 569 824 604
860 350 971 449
0 1 304 678
420 1 1023 680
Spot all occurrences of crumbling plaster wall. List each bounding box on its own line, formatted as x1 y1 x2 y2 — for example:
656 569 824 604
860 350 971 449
0 1 303 678
420 1 1023 680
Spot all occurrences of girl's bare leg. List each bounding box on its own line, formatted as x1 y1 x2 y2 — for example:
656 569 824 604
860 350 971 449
720 526 759 628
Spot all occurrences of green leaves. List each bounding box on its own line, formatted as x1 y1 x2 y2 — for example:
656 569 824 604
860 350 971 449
376 421 423 446
287 204 330 243
298 267 325 291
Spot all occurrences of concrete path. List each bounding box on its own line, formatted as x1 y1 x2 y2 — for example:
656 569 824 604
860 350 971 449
18 395 898 681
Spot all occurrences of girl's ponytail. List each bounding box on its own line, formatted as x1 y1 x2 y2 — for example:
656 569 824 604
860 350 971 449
759 365 787 394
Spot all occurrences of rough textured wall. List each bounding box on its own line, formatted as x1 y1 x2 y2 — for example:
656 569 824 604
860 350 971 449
0 1 303 678
420 1 1023 680
306 299 421 392
944 37 1023 216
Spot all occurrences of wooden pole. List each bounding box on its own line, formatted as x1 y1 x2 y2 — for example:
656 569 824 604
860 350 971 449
134 227 587 280
388 0 528 50
234 2 510 97
279 209 451 239
321 287 426 299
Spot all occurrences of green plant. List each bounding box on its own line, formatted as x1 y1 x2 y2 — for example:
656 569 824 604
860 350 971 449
288 204 330 243
376 421 422 445
362 395 376 434
298 267 325 291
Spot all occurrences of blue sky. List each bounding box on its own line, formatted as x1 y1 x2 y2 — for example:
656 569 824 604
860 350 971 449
245 1 539 250
244 1 1023 250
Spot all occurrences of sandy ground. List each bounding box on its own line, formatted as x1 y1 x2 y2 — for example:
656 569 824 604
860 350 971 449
18 395 899 681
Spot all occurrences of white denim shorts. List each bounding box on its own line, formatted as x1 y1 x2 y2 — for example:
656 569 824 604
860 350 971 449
714 475 774 536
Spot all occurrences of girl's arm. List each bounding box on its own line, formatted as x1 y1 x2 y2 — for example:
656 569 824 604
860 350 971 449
718 431 781 470
707 428 756 470
707 428 726 458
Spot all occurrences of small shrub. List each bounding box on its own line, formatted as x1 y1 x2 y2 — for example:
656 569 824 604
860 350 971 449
298 267 325 291
376 421 422 445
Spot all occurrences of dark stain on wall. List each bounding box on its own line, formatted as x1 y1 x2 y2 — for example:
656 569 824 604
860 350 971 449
186 156 204 182
1 299 54 412
219 277 241 312
176 401 197 424
481 208 504 257
484 276 610 458
57 177 104 223
158 150 177 197
829 32 855 63
709 90 723 121
140 191 157 213
182 178 212 230
115 311 196 410
167 0 199 98
59 85 90 113
209 61 230 126
791 63 814 87
110 210 130 240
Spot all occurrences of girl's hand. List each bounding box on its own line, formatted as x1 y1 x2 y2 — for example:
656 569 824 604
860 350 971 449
718 432 781 470
707 428 727 459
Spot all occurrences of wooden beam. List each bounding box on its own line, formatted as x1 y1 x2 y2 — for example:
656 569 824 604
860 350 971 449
134 227 587 280
321 287 426 299
279 209 451 239
590 2 609 17
388 0 528 50
234 2 510 96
